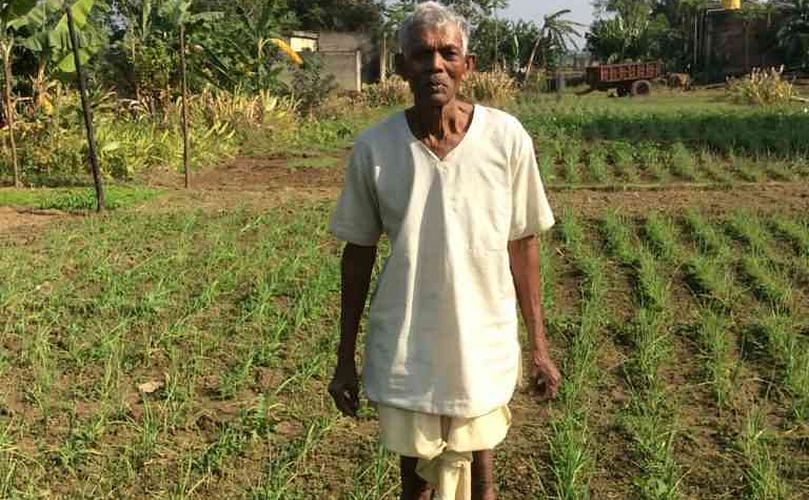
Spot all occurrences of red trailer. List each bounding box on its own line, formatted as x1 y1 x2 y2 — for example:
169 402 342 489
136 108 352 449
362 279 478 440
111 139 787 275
585 61 662 97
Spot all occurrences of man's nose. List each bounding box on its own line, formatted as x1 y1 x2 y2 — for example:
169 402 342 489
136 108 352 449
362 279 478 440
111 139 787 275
428 50 444 72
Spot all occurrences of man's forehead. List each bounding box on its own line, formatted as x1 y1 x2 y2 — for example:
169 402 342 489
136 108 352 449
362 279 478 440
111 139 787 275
409 24 463 50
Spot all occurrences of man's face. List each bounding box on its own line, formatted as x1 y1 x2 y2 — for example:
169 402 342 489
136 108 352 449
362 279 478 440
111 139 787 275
400 24 473 107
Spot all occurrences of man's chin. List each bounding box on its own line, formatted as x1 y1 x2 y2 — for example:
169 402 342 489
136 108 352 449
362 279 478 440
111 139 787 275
416 92 455 107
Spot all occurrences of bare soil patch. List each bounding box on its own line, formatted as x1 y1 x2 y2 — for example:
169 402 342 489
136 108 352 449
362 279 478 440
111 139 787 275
0 206 72 240
552 182 809 219
135 157 809 224
140 156 345 191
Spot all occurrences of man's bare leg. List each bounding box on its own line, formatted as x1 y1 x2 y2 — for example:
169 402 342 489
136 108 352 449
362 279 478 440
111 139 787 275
400 456 433 500
472 450 496 500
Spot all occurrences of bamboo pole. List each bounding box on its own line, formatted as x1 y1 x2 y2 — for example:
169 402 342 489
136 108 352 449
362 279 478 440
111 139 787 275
180 22 190 189
65 2 105 211
2 42 20 187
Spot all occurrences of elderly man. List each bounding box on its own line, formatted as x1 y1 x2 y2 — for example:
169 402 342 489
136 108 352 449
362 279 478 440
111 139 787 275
327 2 560 499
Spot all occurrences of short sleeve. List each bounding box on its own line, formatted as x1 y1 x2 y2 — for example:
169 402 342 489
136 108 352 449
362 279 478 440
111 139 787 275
328 141 383 246
509 124 555 240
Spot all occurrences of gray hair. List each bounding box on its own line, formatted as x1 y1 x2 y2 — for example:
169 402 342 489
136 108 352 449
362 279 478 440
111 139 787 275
398 1 470 56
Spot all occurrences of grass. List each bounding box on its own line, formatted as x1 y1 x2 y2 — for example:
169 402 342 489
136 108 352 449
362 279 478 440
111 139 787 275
771 216 809 257
0 204 347 496
2 91 808 497
642 213 681 263
585 148 610 184
0 186 162 211
740 408 791 499
2 197 806 497
512 93 809 189
600 213 682 498
739 255 794 310
694 310 736 407
749 315 809 420
548 213 609 499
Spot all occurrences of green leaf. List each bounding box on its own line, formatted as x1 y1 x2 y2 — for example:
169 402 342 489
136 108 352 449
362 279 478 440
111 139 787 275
5 0 38 28
56 47 91 73
188 11 222 25
4 0 37 19
19 32 47 51
50 0 95 46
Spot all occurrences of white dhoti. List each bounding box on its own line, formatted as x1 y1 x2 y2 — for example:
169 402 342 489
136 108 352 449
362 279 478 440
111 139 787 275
377 405 512 500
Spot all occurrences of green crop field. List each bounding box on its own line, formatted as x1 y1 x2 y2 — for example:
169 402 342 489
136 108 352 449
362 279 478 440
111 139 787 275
1 92 808 498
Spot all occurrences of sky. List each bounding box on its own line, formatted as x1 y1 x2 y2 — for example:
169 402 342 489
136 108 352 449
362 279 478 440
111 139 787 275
500 0 595 39
500 0 594 24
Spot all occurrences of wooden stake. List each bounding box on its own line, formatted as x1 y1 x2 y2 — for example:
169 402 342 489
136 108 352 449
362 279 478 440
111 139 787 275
180 22 190 189
66 2 105 211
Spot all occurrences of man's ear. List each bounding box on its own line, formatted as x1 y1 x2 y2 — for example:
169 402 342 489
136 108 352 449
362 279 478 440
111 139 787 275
465 53 477 74
394 53 406 78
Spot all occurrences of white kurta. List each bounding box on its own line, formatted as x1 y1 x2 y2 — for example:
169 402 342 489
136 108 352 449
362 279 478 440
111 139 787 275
329 105 555 417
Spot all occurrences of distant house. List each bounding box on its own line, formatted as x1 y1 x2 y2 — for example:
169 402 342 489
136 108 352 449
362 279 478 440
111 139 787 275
288 31 319 52
284 31 378 92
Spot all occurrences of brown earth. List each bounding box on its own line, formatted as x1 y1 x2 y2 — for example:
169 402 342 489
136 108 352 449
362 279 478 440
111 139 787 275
5 158 808 236
0 206 74 241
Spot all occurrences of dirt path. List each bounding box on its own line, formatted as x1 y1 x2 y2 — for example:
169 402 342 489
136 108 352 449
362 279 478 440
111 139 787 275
4 156 809 236
0 206 73 241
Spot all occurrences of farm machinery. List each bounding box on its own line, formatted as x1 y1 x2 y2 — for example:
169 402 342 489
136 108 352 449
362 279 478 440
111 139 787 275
583 61 685 97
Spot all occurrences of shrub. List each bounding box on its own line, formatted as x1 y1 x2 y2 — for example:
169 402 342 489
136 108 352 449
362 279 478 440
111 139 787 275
287 54 338 117
460 69 517 105
726 67 796 106
361 75 411 107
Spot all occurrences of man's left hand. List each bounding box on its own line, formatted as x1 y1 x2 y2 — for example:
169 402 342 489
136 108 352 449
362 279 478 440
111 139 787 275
531 351 561 401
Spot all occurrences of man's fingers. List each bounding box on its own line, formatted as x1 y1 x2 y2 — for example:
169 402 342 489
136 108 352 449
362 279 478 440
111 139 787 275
534 373 561 401
334 391 357 417
330 385 359 417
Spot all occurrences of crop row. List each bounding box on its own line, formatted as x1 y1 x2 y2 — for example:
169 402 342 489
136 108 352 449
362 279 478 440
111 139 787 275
536 141 807 187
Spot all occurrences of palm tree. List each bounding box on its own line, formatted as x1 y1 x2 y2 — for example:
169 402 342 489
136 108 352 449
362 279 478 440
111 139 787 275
524 9 582 81
776 0 809 70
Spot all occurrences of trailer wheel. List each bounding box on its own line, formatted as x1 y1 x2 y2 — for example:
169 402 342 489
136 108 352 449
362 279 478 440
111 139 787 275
631 80 652 97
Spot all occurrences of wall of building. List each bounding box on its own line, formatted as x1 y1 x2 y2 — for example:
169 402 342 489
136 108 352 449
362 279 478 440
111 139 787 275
281 31 380 92
319 31 379 88
321 51 362 92
703 11 784 80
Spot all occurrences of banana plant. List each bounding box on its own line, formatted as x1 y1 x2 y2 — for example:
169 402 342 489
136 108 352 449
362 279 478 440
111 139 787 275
1 0 42 187
19 0 101 112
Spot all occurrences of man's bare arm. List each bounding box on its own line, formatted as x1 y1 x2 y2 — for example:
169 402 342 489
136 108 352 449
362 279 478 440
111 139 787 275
329 243 377 417
508 235 560 400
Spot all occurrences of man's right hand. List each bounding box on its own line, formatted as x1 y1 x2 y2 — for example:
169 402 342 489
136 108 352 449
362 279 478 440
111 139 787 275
328 365 360 418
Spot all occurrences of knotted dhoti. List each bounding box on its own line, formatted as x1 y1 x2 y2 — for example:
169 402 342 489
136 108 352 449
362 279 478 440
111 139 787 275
377 405 512 500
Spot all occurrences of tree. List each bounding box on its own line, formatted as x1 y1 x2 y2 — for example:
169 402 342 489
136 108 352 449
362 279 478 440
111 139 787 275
586 0 671 65
288 0 381 32
524 9 582 80
1 0 42 187
777 0 809 70
186 0 293 93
